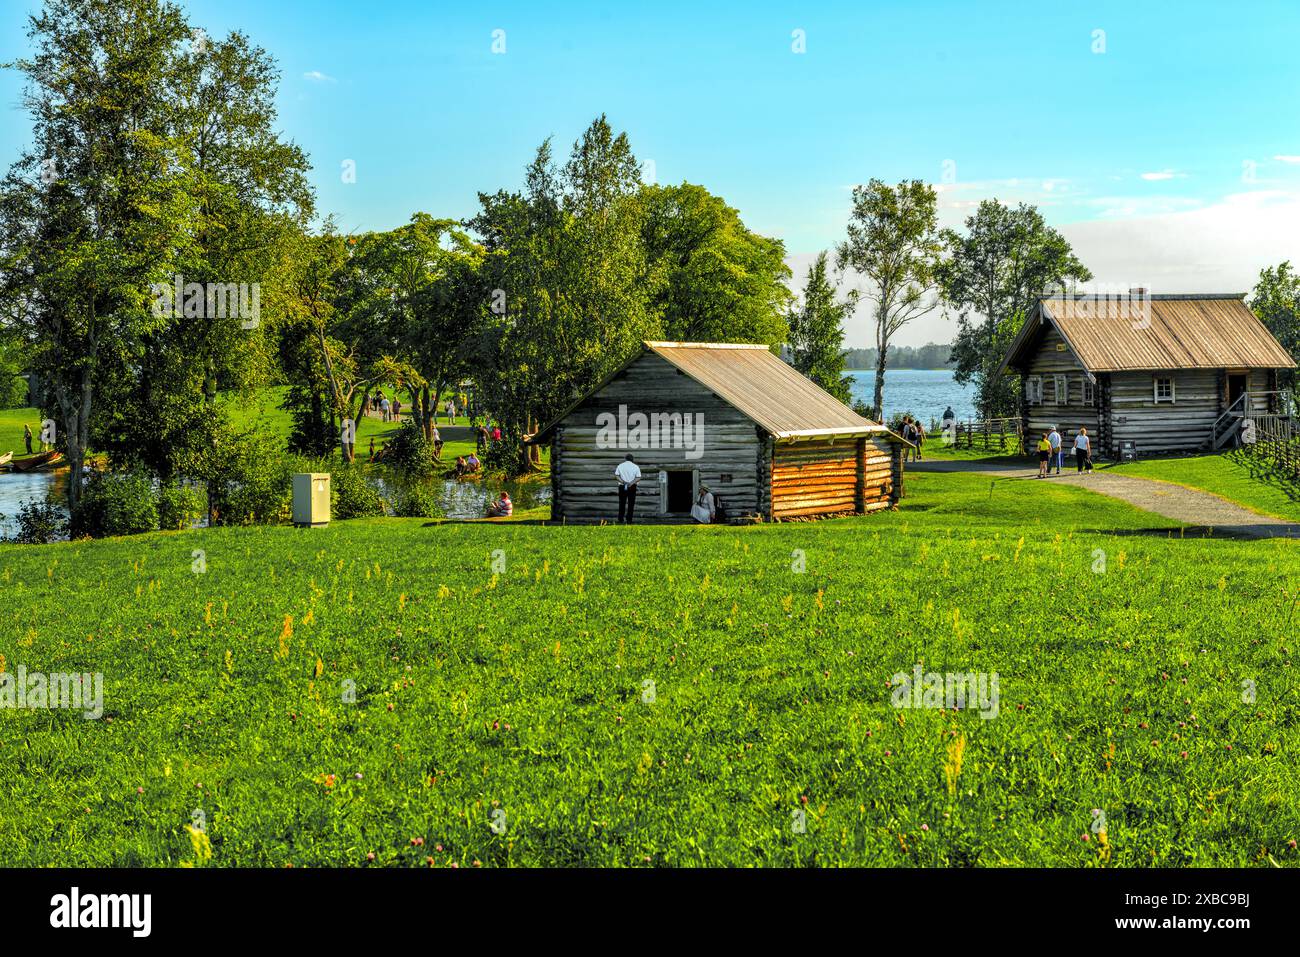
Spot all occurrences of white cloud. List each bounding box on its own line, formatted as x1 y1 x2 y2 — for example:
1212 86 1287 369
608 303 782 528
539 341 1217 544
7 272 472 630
787 188 1300 347
303 70 336 83
1139 170 1180 181
1273 155 1300 164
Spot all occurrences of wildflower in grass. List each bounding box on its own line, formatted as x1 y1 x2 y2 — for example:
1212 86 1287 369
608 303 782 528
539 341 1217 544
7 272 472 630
186 824 213 866
944 732 966 796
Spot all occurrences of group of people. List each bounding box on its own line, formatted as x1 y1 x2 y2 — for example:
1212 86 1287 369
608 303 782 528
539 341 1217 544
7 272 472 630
1035 425 1093 477
361 389 402 423
454 452 482 475
612 454 720 525
899 415 926 461
475 423 504 453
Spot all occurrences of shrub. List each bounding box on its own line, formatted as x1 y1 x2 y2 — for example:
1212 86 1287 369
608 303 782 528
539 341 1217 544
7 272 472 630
332 464 385 520
1 499 67 544
157 482 206 531
71 471 158 538
383 419 437 476
390 481 443 519
210 430 293 525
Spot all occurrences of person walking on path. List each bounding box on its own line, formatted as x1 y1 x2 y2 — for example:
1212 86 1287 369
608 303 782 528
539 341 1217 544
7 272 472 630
913 420 926 461
24 423 33 455
1047 426 1062 475
1074 427 1092 473
615 453 641 525
1036 432 1051 478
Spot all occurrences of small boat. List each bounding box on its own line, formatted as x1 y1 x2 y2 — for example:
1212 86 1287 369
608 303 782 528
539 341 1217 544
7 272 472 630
10 450 62 472
0 451 11 468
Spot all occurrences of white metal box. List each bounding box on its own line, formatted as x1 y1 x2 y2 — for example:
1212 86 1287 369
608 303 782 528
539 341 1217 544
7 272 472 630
292 473 331 527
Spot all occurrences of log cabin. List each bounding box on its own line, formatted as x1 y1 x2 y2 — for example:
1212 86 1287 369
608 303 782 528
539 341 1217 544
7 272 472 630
526 341 911 523
998 293 1296 458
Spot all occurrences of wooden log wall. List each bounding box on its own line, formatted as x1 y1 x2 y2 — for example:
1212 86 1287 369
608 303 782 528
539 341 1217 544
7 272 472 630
550 353 761 523
770 436 897 520
1023 325 1100 449
1106 369 1221 455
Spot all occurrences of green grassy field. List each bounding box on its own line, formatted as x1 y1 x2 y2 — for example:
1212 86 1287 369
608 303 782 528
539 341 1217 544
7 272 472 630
1 469 1297 867
0 406 41 461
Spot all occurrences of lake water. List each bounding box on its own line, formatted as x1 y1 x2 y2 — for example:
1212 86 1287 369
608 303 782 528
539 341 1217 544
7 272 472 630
0 468 549 540
846 368 976 423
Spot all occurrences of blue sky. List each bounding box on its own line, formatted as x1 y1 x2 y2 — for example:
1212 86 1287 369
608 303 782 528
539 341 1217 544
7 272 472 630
2 0 1299 344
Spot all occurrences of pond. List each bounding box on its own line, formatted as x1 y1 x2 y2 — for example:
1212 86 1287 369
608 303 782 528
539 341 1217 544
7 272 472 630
0 467 550 540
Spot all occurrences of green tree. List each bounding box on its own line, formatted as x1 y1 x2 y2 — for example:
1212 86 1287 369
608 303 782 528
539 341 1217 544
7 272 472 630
1250 261 1300 404
835 179 942 420
642 183 791 344
939 200 1091 417
469 116 657 472
787 252 853 404
0 0 200 507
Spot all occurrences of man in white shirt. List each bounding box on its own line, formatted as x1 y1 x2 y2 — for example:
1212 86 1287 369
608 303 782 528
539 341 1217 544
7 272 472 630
614 453 642 524
1047 426 1062 475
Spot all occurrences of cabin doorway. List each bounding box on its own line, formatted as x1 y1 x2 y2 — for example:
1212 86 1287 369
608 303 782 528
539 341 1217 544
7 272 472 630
663 469 696 514
1227 373 1248 410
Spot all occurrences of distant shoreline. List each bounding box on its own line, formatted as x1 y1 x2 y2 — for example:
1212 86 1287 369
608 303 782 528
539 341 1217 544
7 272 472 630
845 367 955 373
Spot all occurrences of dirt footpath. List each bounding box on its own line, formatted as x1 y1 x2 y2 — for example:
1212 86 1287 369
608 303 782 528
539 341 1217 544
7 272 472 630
909 458 1300 540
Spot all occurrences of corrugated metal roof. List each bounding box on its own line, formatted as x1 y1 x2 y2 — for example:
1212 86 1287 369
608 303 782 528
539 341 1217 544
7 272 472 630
1040 295 1295 372
644 341 884 438
529 341 887 443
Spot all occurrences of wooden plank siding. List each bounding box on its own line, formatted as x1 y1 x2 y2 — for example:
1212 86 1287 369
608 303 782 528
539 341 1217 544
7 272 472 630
550 352 762 523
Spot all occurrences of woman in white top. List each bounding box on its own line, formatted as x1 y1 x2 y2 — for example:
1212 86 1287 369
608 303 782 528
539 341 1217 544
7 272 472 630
691 485 716 524
1073 428 1091 473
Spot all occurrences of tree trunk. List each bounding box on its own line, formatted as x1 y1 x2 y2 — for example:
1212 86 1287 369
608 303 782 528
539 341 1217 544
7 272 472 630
873 342 888 423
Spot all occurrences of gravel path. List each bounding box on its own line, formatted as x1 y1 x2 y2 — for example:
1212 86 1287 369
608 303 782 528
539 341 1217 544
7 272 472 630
909 457 1300 540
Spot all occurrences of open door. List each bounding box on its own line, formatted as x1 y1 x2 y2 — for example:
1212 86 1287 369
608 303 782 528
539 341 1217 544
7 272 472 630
1227 373 1248 411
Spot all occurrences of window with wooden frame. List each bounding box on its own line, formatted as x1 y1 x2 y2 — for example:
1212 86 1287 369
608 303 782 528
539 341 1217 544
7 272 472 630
1025 376 1043 404
1153 376 1175 403
1053 375 1069 405
1081 377 1096 405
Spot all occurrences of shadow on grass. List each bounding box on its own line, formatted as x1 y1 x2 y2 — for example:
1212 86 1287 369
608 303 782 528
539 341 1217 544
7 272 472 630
1080 524 1300 541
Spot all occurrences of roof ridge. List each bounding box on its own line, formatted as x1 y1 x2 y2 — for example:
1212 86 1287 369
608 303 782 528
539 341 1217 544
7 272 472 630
644 340 771 350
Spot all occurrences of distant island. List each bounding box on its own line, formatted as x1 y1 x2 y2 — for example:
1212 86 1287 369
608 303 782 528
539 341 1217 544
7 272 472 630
843 343 954 372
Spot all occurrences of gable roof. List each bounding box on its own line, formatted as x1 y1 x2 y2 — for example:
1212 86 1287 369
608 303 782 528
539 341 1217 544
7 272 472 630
529 341 891 444
1001 294 1296 375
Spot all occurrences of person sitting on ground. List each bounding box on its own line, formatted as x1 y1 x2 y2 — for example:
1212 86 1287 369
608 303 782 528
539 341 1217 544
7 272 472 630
690 484 716 524
1036 432 1050 478
466 452 481 472
455 455 467 475
374 441 389 463
487 491 513 518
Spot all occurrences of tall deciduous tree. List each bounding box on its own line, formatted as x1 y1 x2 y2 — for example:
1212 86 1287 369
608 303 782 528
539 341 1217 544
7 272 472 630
835 179 942 420
787 252 853 404
642 183 791 345
0 0 198 507
468 116 658 472
1250 261 1300 404
938 200 1091 417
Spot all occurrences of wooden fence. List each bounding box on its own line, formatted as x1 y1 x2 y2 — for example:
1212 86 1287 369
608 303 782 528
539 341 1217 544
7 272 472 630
1239 413 1300 480
940 416 1023 453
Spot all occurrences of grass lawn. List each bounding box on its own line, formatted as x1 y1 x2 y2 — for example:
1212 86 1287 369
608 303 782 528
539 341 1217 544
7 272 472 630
1107 452 1300 523
0 406 41 461
1 469 1296 867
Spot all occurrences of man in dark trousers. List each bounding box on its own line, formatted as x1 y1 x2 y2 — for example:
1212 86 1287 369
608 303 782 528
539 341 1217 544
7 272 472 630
614 453 642 525
24 422 33 455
